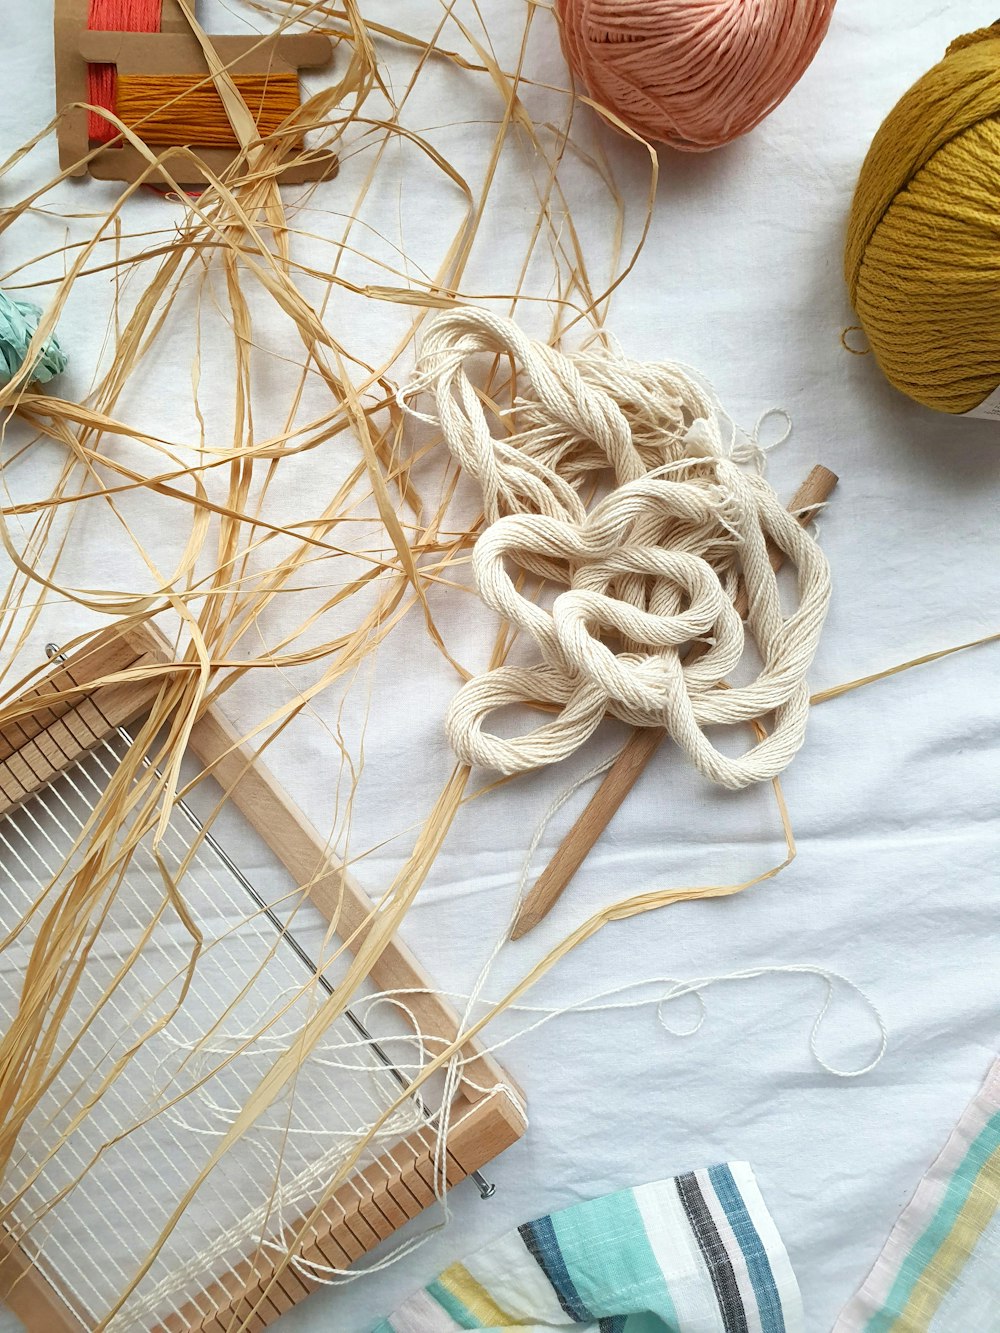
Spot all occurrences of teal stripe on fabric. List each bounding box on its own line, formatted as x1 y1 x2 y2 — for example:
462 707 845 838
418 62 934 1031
864 1108 1000 1333
709 1164 785 1333
377 1169 800 1333
548 1184 676 1329
426 1279 482 1329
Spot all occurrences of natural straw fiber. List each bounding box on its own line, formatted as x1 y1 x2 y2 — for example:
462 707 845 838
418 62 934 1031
555 0 836 151
845 25 1000 415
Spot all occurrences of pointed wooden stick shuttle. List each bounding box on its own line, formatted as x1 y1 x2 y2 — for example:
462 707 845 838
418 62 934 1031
510 464 839 940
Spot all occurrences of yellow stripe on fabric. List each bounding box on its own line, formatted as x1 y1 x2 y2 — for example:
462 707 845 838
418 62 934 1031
896 1141 1000 1331
438 1262 518 1327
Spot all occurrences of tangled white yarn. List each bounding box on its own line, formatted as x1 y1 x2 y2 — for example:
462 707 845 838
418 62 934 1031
404 308 831 789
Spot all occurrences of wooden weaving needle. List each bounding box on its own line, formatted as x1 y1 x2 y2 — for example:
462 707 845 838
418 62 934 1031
510 463 838 940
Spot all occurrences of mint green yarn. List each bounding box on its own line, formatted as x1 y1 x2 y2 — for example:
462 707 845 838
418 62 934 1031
0 289 67 387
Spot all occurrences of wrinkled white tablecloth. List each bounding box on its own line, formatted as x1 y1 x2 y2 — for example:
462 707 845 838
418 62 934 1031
4 3 1000 1330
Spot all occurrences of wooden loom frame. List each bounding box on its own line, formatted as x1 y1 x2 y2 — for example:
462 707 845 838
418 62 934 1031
0 623 526 1332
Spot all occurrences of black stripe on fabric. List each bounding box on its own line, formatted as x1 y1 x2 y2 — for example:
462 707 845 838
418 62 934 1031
676 1172 749 1333
599 1319 627 1333
518 1216 592 1323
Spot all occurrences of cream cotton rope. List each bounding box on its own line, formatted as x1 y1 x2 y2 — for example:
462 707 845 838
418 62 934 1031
406 307 832 788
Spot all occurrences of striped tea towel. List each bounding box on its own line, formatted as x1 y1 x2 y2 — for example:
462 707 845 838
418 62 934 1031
836 1055 1000 1331
375 1162 802 1333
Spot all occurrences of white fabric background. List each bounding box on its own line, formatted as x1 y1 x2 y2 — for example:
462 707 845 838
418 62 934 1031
3 3 1000 1331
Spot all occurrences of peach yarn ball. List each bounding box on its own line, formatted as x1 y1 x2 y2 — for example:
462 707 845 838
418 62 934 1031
555 0 837 151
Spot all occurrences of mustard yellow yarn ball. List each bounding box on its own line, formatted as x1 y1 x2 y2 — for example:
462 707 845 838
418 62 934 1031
845 26 1000 414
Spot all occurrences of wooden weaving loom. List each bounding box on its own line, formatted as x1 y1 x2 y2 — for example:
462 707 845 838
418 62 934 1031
0 624 525 1331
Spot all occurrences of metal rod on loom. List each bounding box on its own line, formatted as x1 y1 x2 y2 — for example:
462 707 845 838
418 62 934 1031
44 645 496 1200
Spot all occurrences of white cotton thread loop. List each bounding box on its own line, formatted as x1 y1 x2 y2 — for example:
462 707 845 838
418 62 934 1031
339 965 888 1084
656 965 888 1079
406 307 832 789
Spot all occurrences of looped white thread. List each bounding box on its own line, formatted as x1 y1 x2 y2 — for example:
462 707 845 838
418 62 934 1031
655 965 888 1078
347 965 888 1083
405 307 832 788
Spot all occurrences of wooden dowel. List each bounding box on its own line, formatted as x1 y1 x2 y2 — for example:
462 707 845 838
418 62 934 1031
510 464 839 940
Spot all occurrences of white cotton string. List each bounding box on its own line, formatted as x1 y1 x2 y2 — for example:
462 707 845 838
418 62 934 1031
514 744 625 903
430 744 629 1187
401 307 832 788
307 965 888 1085
196 960 885 1292
472 964 889 1079
653 966 887 1079
258 950 889 1297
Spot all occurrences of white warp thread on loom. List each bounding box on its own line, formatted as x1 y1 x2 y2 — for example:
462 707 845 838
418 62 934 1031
403 307 832 788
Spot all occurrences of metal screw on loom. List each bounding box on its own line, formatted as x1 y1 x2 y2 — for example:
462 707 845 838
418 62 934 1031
45 644 496 1200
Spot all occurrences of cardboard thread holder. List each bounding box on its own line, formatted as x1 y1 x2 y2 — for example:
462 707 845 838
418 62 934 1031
55 0 338 185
